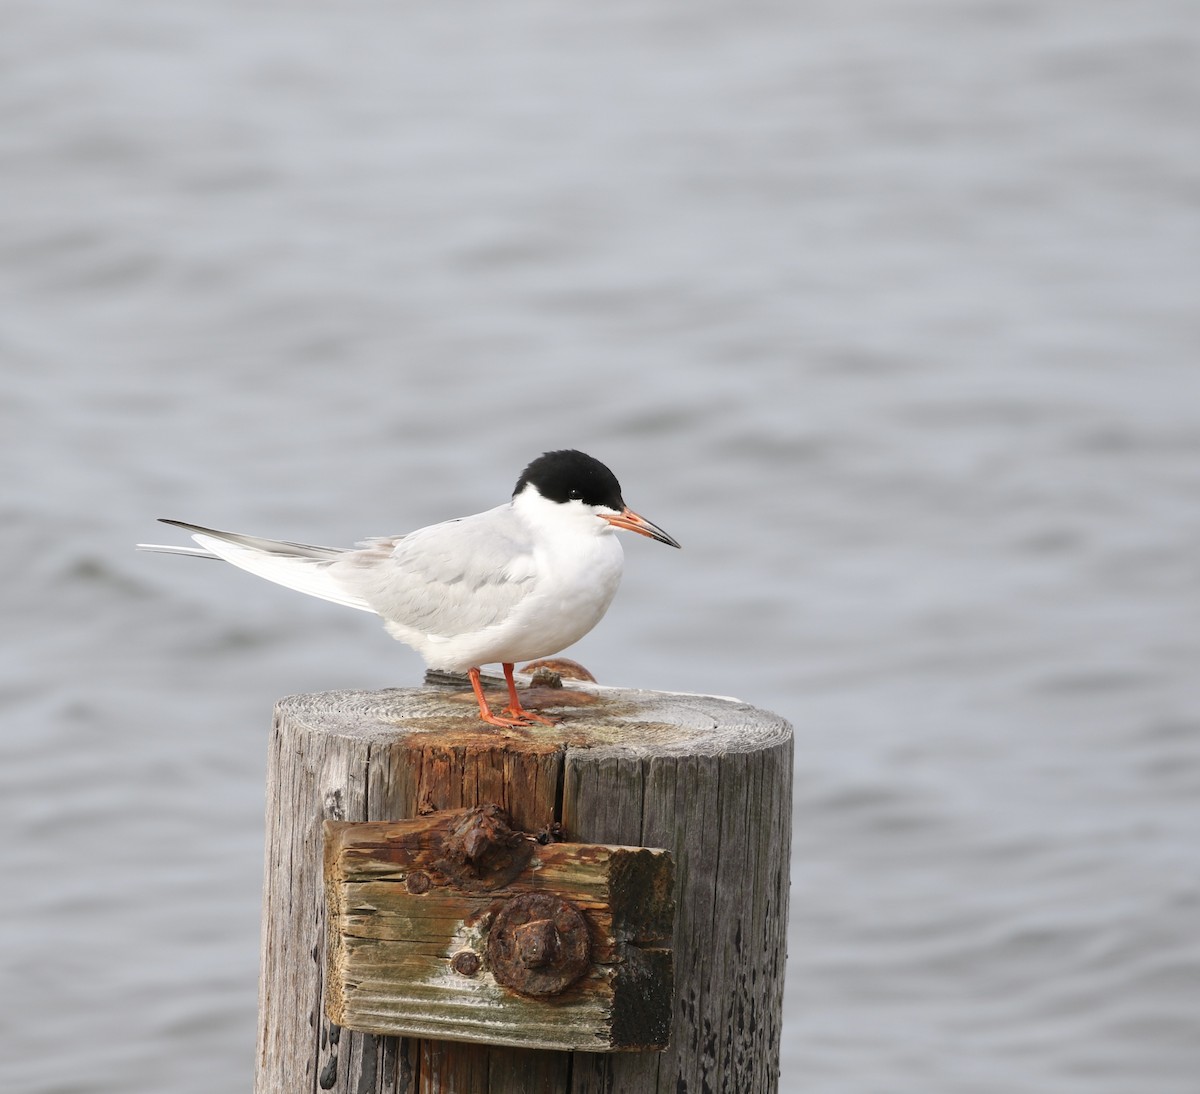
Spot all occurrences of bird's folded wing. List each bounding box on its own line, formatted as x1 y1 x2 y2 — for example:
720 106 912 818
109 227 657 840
331 506 536 638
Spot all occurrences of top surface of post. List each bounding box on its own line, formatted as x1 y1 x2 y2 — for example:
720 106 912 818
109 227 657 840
275 681 791 758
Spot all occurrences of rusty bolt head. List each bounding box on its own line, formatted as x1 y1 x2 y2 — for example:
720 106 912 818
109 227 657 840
439 805 533 891
511 918 560 969
486 892 590 997
405 870 431 895
450 950 481 977
462 825 490 863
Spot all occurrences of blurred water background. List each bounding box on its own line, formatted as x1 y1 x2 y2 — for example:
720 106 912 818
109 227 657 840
2 1 1198 1091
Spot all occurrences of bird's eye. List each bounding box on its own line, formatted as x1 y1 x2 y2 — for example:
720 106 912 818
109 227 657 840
568 488 582 500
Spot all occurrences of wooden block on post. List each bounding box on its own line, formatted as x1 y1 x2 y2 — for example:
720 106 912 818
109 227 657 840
323 805 674 1051
255 680 792 1094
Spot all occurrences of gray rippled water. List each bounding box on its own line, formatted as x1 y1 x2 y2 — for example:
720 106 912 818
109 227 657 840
2 2 1197 1091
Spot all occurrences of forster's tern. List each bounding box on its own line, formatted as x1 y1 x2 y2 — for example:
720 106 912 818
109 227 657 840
138 449 680 727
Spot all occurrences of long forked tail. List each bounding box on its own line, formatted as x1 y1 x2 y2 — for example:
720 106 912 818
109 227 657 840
135 542 220 558
137 519 377 613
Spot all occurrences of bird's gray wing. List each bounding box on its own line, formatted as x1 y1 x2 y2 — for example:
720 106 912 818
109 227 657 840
327 504 537 638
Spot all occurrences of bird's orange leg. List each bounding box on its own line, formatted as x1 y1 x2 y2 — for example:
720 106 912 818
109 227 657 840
501 662 559 726
468 667 534 729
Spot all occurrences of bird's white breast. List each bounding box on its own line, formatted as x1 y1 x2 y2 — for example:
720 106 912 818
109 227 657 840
500 519 624 661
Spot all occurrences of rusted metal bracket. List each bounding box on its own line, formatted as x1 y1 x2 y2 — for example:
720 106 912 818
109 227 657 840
323 805 675 1052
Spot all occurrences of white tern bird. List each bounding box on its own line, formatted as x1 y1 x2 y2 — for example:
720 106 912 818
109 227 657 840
139 449 680 727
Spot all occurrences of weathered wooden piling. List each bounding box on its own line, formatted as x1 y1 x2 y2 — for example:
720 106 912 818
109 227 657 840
255 675 792 1093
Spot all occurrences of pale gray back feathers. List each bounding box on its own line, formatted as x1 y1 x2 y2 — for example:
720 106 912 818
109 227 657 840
331 504 536 637
145 509 539 642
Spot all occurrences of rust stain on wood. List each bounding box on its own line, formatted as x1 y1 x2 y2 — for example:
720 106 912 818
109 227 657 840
324 806 674 1052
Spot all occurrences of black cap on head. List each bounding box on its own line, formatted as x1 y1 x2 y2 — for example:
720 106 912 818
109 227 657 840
514 450 625 510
